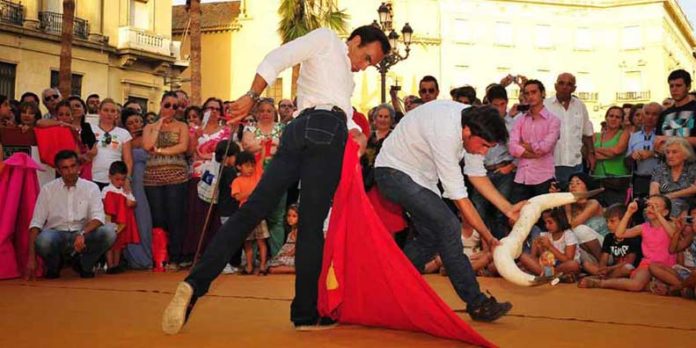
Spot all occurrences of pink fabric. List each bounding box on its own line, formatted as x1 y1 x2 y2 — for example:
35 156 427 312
0 153 42 279
640 222 677 266
508 107 560 185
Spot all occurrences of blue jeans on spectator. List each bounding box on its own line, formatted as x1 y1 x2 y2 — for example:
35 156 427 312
35 226 116 275
469 171 514 239
375 167 486 307
185 108 347 325
555 164 584 189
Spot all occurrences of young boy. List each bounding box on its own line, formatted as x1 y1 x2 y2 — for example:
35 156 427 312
102 161 138 274
215 140 240 274
231 151 270 275
582 204 641 279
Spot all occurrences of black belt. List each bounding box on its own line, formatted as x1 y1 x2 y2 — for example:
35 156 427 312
303 105 346 118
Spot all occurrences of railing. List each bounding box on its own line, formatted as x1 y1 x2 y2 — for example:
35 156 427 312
0 0 23 26
118 26 172 56
577 92 598 102
616 91 650 102
38 11 90 40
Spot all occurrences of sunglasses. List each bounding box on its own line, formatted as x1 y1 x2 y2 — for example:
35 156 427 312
420 88 436 94
163 103 180 110
45 95 59 102
279 104 294 108
101 132 112 147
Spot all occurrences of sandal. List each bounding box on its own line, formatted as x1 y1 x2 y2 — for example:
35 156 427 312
578 276 601 288
649 279 669 296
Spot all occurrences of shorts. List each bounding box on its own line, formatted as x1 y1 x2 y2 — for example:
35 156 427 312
630 260 651 278
673 264 695 281
573 225 604 244
245 220 270 241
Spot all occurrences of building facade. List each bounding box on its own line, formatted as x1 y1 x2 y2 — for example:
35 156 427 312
173 0 696 125
0 0 185 113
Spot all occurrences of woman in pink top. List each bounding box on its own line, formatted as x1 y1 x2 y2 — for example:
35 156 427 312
579 195 676 291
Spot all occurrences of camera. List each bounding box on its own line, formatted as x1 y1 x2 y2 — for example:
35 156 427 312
517 104 530 112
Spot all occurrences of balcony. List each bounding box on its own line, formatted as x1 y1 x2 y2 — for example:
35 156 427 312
118 27 172 56
616 91 650 102
0 0 24 26
577 92 598 102
38 11 89 40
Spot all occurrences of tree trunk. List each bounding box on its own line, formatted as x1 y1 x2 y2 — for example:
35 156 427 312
58 0 75 98
189 0 202 105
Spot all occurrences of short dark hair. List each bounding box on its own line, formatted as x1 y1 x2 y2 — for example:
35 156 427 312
16 101 41 125
347 25 391 55
485 84 508 102
54 149 78 167
121 107 143 126
86 94 100 100
420 75 439 91
460 106 509 144
55 100 72 112
523 79 545 95
215 140 241 163
668 69 692 86
109 160 128 176
235 151 256 166
184 105 202 122
20 92 40 104
604 203 627 220
411 97 424 105
451 86 476 103
161 91 179 102
542 208 572 232
67 96 87 120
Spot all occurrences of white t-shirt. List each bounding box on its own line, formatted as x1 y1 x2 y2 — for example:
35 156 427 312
540 230 580 262
90 124 132 183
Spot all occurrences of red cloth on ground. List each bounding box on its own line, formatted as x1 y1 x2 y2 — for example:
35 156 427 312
33 126 79 167
0 153 42 279
103 191 141 251
318 139 494 347
366 186 407 234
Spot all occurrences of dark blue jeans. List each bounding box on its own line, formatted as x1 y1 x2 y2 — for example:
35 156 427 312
145 182 188 263
469 171 514 239
35 226 116 274
185 108 347 324
374 167 486 307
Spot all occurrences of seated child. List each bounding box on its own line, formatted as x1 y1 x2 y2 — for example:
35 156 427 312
269 204 299 274
518 208 581 281
579 195 676 291
438 221 493 276
102 161 139 274
231 151 269 275
582 204 641 278
649 205 696 296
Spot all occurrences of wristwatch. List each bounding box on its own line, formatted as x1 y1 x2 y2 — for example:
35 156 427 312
244 90 260 102
77 230 85 237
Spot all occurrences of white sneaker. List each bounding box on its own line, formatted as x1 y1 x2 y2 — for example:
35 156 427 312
221 264 238 275
162 282 194 335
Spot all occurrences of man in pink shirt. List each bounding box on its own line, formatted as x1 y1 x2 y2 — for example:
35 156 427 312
508 80 561 203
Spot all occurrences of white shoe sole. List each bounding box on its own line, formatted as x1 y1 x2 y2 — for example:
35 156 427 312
295 322 339 332
162 282 193 335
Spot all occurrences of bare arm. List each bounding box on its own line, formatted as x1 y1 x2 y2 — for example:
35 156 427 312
595 130 629 157
156 123 190 156
454 197 496 246
649 181 660 196
568 200 601 228
616 202 643 238
24 227 40 280
583 135 596 171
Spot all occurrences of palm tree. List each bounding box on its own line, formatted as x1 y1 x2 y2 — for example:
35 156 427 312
277 0 349 97
187 0 202 105
58 0 75 98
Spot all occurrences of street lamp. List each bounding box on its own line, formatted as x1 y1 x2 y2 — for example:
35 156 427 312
374 2 413 103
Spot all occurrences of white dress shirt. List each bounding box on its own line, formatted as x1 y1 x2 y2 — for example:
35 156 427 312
30 178 105 231
375 100 485 200
256 28 359 131
544 96 594 167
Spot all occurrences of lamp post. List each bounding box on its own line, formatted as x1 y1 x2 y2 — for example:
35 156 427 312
373 2 413 103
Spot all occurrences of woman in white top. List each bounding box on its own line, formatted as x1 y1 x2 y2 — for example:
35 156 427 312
90 99 133 190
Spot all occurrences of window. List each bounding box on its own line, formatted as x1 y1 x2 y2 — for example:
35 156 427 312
622 71 642 92
263 78 283 105
495 22 513 46
575 28 592 50
127 96 149 113
131 0 153 30
576 72 595 92
622 26 642 50
535 25 552 48
452 65 474 88
453 19 473 43
0 62 16 99
536 69 553 91
50 70 83 97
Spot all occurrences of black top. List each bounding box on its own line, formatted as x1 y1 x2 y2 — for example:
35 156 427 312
601 233 642 266
656 99 696 137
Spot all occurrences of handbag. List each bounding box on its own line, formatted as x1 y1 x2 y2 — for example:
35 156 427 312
197 159 221 204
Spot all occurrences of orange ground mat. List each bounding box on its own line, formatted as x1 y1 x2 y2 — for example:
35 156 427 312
1 272 695 347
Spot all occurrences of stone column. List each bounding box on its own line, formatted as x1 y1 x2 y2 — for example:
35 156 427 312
22 0 40 29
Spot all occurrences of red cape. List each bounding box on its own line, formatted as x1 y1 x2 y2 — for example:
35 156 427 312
33 126 79 167
103 191 141 251
318 139 494 347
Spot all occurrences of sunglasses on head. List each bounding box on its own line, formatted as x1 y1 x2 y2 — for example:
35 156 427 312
101 132 112 147
420 88 436 94
45 95 59 102
163 103 180 110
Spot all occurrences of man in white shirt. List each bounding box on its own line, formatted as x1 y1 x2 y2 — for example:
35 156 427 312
25 150 116 280
375 101 520 322
163 25 391 334
543 73 595 187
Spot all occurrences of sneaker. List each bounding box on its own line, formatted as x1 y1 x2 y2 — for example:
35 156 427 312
72 261 95 279
221 264 239 275
294 317 339 331
466 292 512 322
162 282 197 335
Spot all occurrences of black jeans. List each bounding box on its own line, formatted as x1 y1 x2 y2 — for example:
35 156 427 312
185 108 347 324
511 179 553 204
145 182 188 263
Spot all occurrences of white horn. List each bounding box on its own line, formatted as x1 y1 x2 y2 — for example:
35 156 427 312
493 189 603 286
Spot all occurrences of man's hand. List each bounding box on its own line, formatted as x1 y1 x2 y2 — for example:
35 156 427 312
500 74 515 87
350 128 367 156
654 136 667 153
24 257 36 281
586 153 596 172
487 237 501 250
495 163 515 175
227 95 256 125
505 200 527 222
74 234 86 253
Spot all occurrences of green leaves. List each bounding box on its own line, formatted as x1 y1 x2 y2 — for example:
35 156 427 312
277 0 350 44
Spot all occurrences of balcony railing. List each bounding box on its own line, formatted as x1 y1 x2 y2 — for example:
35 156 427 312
38 11 89 40
0 0 23 26
616 91 650 102
117 26 172 56
577 92 598 102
